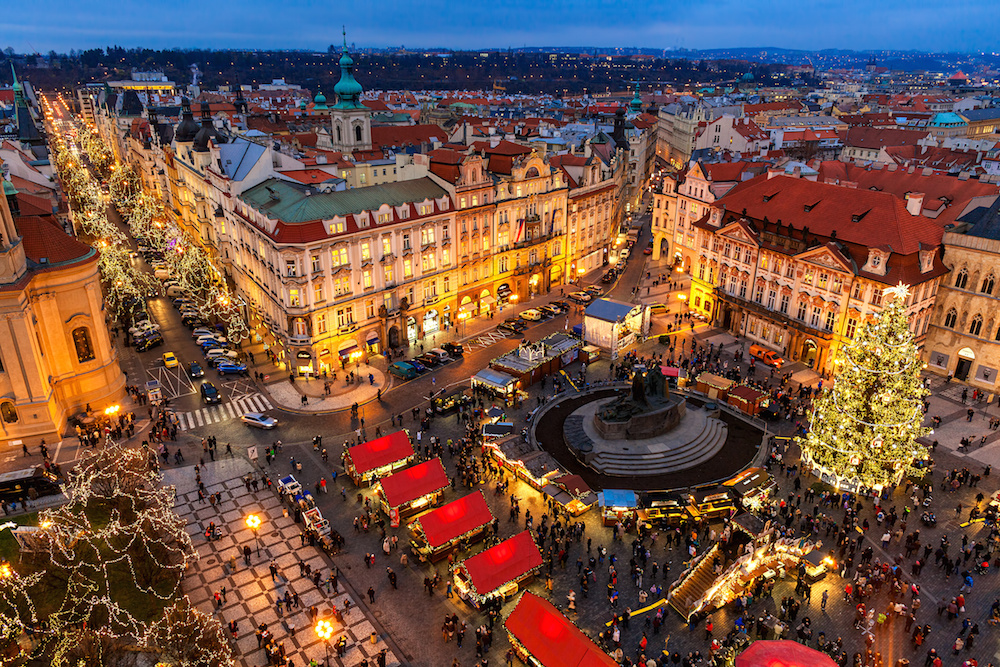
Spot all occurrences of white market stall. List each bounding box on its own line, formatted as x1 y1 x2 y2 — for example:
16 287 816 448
583 298 650 361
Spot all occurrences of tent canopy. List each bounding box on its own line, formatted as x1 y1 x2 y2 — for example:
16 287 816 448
461 531 543 597
416 491 494 548
378 458 449 508
735 640 838 667
598 489 637 509
729 385 765 403
346 430 413 475
504 592 617 667
472 368 517 391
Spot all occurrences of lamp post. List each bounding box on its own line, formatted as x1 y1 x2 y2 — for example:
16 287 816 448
245 514 262 555
315 619 334 667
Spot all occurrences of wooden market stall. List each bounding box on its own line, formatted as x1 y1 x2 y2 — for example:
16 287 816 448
432 388 474 415
548 474 598 516
504 592 617 667
471 368 519 405
408 491 495 562
376 458 450 522
343 430 415 486
727 385 766 417
597 489 638 526
483 435 564 491
695 373 734 401
453 531 544 608
724 467 777 511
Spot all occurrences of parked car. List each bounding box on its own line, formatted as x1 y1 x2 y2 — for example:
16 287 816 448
241 412 278 429
172 298 193 309
551 300 570 312
408 359 428 373
583 285 603 296
200 382 221 404
428 348 451 363
188 362 204 378
135 334 164 352
416 353 440 367
540 304 561 317
199 339 224 351
184 317 209 329
191 328 215 339
162 352 178 368
519 308 543 321
165 285 187 297
643 242 654 255
206 350 239 364
441 342 464 357
388 361 418 380
601 271 616 283
504 317 527 332
216 361 249 376
129 321 160 336
568 292 592 304
497 323 518 335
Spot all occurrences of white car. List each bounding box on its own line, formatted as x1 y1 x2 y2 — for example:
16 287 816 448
519 308 543 321
191 328 215 339
240 412 278 429
129 321 160 335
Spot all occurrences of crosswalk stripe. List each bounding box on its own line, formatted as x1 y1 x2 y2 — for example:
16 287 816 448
224 403 236 419
184 413 195 430
194 410 204 427
169 393 270 431
260 395 273 410
248 395 264 412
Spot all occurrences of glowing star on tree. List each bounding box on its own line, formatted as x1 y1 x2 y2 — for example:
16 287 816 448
796 286 930 491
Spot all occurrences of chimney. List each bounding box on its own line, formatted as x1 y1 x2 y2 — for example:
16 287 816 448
905 192 924 216
841 181 858 189
792 166 802 178
767 167 783 179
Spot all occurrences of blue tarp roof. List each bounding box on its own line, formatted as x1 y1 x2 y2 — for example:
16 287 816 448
472 368 517 388
598 489 637 508
584 298 637 323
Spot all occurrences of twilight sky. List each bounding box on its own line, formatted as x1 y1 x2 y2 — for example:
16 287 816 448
4 0 998 53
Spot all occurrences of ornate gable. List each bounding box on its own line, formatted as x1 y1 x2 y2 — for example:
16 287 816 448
718 220 758 246
797 248 852 273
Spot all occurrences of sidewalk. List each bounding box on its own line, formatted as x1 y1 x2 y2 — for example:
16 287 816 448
262 367 387 413
165 458 402 667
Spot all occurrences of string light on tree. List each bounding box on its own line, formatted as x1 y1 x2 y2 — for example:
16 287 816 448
796 282 930 491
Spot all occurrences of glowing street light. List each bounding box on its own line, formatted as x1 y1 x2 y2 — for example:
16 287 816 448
245 513 262 555
315 619 335 667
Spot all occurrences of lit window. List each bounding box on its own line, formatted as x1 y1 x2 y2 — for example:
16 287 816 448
73 327 95 363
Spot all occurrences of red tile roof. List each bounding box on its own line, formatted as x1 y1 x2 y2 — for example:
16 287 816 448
716 175 944 255
470 140 532 157
16 216 95 267
15 192 53 217
844 126 929 149
279 169 340 185
370 124 443 150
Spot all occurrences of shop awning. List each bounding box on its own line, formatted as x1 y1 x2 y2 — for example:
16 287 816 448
597 489 637 509
338 343 358 357
366 330 380 343
480 295 496 305
471 368 517 391
378 458 449 508
345 431 414 476
660 365 680 377
460 531 543 599
735 641 837 667
504 592 617 667
459 302 477 314
416 491 494 549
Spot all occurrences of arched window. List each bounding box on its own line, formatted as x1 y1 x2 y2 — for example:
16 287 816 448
944 308 958 328
955 267 968 289
0 402 17 423
970 313 984 336
336 125 342 142
354 125 362 142
982 273 995 295
72 327 95 363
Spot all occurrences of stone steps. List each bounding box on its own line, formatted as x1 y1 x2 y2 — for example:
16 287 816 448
591 418 728 476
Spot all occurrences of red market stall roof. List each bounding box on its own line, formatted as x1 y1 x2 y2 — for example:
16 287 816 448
461 531 543 597
729 385 765 403
504 592 617 667
346 431 414 476
735 640 838 667
416 491 494 548
379 458 449 508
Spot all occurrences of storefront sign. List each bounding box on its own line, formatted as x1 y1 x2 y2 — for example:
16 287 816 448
297 351 312 360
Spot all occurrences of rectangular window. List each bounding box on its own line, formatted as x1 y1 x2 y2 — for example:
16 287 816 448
420 228 435 246
366 299 376 320
289 289 300 307
311 255 321 273
331 247 348 267
760 255 769 271
810 306 821 327
336 307 354 328
698 264 706 280
382 237 392 256
442 248 450 266
766 290 776 310
499 256 509 273
825 311 836 332
403 259 413 278
329 221 346 234
785 263 794 279
384 265 394 283
723 242 731 258
852 282 863 300
739 279 748 299
286 260 298 277
313 283 324 303
754 284 764 303
818 272 828 290
444 275 451 293
361 242 371 261
421 253 436 272
832 275 843 293
870 289 882 307
796 300 807 320
363 269 373 289
802 268 813 286
317 314 327 334
333 276 351 297
402 234 411 250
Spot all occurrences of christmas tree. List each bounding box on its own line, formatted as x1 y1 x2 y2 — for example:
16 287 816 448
798 283 930 491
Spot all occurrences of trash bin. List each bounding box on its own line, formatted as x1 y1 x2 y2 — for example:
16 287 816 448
370 631 377 644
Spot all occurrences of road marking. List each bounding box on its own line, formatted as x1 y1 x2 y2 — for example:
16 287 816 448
174 393 270 431
194 410 204 427
53 439 64 464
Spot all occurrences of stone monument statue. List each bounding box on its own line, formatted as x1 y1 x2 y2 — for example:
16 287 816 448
645 364 669 399
631 370 647 405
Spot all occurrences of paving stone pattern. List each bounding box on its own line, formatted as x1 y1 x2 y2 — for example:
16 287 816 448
174 476 401 667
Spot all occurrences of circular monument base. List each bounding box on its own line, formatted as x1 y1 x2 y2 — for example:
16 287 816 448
592 394 687 440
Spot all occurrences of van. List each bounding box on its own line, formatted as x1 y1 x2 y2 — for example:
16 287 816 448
649 303 669 315
749 344 784 368
206 349 238 362
0 466 62 502
196 335 226 345
165 285 186 297
388 361 418 380
153 268 171 280
428 348 451 364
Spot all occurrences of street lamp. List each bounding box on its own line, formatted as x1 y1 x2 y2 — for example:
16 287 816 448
245 514 262 555
315 619 334 667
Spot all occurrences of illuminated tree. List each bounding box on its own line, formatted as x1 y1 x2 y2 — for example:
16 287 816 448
797 284 930 490
144 600 235 667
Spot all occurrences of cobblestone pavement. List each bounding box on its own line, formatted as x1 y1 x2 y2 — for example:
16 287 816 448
165 458 402 667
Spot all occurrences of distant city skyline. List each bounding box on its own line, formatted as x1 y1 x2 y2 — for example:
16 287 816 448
5 0 999 55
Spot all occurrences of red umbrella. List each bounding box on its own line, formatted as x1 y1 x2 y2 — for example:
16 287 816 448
735 640 838 667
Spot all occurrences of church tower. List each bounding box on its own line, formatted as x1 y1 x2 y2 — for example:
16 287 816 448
329 29 371 154
0 178 27 285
